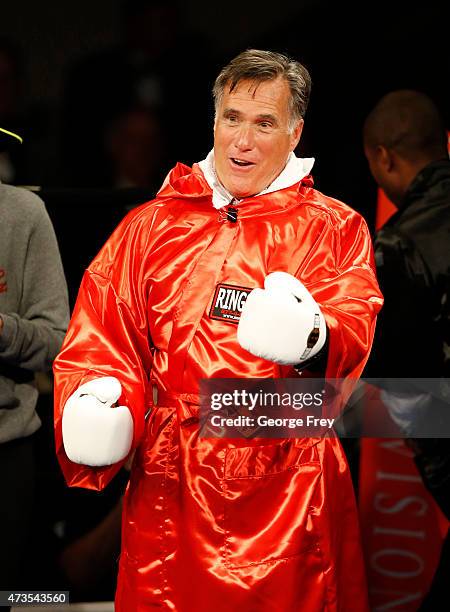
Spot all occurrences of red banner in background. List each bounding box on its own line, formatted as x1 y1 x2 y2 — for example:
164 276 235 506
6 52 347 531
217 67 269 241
375 189 397 230
359 436 448 611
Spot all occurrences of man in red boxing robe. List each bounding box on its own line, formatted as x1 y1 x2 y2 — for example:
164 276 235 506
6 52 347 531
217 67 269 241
54 49 383 611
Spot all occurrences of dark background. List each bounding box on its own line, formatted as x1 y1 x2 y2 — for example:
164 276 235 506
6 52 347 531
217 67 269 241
0 0 448 227
0 0 448 600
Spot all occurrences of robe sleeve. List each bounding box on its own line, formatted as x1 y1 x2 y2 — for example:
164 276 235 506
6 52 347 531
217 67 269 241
54 209 154 490
306 211 383 412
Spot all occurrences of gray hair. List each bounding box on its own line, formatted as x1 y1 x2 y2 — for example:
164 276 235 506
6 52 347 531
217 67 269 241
213 49 311 133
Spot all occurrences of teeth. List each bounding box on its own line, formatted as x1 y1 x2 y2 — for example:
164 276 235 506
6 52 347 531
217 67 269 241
232 158 251 166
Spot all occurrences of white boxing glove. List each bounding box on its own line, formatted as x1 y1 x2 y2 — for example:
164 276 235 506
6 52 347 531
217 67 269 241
62 376 134 467
237 271 327 365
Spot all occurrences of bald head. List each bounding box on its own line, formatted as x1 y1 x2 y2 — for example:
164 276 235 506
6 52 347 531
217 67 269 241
363 91 448 205
364 90 447 163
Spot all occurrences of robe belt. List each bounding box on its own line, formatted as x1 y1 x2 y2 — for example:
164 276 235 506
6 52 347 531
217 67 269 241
153 388 206 425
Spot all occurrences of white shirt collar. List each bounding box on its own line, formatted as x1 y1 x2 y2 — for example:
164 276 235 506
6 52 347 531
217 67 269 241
198 150 314 209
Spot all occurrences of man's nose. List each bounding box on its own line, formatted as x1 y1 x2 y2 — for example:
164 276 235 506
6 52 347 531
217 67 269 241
234 124 254 150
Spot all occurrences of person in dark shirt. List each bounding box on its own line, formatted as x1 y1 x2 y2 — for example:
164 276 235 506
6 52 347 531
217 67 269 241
364 90 449 380
363 90 450 609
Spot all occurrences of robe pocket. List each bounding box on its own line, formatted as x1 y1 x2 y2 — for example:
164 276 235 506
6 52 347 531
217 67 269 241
221 439 322 568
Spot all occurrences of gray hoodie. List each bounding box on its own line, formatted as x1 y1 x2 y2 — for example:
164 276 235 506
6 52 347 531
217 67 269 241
0 182 69 443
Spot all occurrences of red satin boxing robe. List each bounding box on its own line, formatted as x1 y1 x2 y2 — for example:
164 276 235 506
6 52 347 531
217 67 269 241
54 162 383 611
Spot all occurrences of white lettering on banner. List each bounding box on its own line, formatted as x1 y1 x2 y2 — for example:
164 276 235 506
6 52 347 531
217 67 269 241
376 471 422 483
379 439 414 458
371 549 424 578
370 589 422 611
373 526 425 540
362 438 438 611
374 493 428 516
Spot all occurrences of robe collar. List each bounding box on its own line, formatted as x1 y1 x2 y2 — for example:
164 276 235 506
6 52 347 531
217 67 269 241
198 150 314 209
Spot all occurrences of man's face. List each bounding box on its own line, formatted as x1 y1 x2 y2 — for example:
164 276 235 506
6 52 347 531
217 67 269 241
214 77 303 198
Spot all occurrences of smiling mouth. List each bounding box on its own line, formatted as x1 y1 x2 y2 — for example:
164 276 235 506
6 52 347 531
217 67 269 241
230 158 255 167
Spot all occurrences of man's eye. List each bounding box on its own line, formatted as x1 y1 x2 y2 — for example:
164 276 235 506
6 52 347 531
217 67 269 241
259 122 272 129
225 115 238 123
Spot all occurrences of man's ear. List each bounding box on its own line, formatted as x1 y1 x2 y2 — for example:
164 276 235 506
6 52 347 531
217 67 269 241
378 145 394 172
290 119 304 151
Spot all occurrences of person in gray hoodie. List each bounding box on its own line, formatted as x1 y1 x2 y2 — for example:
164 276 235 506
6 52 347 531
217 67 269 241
0 162 69 594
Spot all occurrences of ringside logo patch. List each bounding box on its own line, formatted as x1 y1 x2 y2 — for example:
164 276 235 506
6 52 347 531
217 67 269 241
209 283 253 324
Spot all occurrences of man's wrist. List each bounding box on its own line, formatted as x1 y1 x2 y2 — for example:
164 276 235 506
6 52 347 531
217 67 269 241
294 326 329 373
